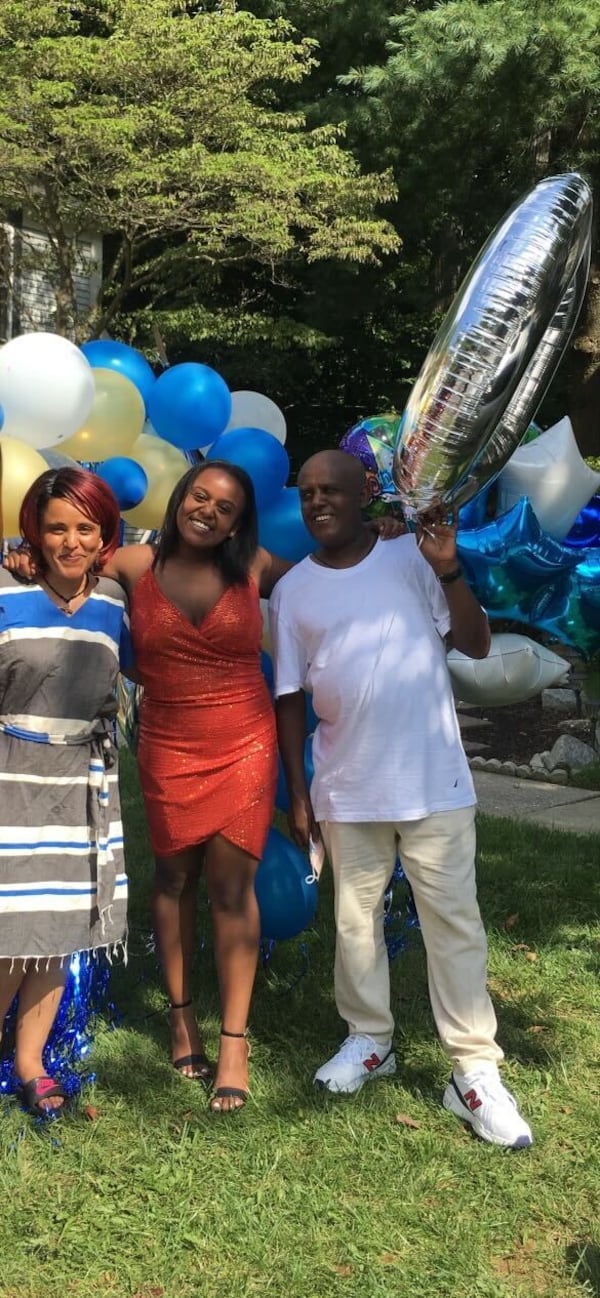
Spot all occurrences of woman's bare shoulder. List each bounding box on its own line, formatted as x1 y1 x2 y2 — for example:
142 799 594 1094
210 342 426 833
104 544 154 588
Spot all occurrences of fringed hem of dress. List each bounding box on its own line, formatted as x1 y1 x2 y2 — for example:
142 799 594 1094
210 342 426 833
5 934 128 974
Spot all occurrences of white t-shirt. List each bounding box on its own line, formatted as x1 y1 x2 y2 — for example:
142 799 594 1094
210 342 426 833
269 535 476 823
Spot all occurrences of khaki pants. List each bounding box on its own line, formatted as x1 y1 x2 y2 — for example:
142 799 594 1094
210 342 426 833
320 807 503 1071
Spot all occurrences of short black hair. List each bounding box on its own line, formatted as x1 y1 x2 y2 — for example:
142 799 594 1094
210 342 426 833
154 460 258 583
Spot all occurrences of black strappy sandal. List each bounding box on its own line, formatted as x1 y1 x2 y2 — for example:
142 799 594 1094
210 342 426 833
169 999 214 1084
209 1028 250 1114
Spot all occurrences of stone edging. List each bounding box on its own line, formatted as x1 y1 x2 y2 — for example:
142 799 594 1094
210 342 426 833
467 756 569 785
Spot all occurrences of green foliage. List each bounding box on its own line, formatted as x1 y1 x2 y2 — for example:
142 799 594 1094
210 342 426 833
569 761 600 790
342 0 600 293
0 0 397 339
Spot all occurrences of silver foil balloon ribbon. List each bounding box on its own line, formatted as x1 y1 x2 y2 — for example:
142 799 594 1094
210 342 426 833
393 173 593 517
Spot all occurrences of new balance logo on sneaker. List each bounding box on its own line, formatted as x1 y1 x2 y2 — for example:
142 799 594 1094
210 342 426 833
363 1052 385 1072
443 1067 533 1149
314 1034 397 1094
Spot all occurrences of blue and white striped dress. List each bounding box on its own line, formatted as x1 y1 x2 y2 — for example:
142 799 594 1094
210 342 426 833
0 570 130 965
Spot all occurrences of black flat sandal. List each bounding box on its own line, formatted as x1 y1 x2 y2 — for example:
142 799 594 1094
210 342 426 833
20 1075 67 1117
209 1028 250 1114
169 999 214 1084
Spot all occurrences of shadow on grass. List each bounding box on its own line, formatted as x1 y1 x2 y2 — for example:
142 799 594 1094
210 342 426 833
566 1241 600 1295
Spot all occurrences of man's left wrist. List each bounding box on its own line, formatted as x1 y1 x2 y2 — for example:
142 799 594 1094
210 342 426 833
432 559 460 577
436 564 463 585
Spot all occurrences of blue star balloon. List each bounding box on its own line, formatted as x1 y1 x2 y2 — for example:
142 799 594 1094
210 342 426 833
457 497 579 621
563 494 600 550
530 553 600 656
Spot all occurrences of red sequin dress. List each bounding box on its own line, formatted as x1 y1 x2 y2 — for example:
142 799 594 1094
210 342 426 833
131 567 277 859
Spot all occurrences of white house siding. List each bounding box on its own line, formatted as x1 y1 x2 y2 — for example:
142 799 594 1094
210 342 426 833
1 215 102 338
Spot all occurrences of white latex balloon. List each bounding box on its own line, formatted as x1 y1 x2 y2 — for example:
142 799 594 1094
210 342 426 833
448 633 569 707
226 391 286 445
0 332 95 449
497 416 600 540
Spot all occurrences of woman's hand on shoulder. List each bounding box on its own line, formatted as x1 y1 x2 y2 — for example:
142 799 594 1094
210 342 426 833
367 514 407 541
252 546 294 600
3 545 37 582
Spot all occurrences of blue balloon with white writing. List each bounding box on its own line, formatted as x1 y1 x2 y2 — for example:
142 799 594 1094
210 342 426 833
148 363 232 451
255 828 318 941
207 427 289 510
81 340 156 408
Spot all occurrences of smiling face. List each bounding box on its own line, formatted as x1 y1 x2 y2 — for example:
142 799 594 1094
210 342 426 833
297 451 369 550
39 498 103 583
176 467 247 551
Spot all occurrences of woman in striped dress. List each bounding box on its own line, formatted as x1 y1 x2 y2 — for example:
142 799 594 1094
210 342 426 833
0 468 130 1115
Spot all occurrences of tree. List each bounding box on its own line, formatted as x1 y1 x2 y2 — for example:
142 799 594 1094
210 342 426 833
341 0 600 451
0 0 398 341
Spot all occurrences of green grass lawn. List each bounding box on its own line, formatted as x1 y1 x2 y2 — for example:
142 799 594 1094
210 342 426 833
1 751 599 1298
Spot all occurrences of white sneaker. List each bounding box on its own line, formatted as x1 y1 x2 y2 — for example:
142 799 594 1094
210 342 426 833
443 1066 533 1149
314 1034 396 1094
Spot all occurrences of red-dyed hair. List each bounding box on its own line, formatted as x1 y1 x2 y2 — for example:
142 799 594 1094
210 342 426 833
19 467 121 570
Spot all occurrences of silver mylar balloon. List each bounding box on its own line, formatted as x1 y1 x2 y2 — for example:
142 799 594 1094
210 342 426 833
393 173 593 517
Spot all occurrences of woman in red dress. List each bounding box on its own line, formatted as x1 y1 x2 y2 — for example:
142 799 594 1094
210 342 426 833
6 460 401 1112
110 462 291 1112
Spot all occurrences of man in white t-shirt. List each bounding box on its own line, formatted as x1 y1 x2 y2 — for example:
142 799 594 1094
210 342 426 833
270 450 532 1149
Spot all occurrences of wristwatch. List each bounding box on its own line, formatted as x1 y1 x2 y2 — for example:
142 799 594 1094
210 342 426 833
438 567 463 585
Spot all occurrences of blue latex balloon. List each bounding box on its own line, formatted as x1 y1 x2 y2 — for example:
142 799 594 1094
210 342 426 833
563 494 600 550
305 694 318 735
97 456 148 511
0 404 4 431
207 427 289 511
260 650 274 694
148 363 231 451
258 487 315 562
275 735 314 814
255 827 318 941
81 340 156 408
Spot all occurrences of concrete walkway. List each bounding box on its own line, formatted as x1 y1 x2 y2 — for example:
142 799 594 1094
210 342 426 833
474 769 600 835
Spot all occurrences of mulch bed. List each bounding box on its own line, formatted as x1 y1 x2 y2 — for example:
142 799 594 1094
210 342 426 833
460 697 566 765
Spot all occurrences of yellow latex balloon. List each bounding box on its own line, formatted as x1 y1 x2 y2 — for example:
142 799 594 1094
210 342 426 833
121 433 189 530
0 436 49 538
59 368 145 461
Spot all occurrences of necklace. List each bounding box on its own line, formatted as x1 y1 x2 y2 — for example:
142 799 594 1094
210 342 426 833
42 573 89 614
